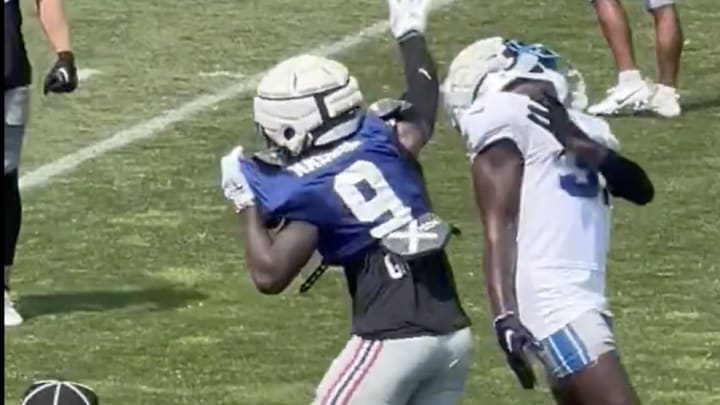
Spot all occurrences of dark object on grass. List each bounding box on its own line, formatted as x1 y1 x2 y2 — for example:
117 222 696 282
21 380 98 405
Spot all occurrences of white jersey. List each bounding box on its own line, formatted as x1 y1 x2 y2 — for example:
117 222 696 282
458 91 619 339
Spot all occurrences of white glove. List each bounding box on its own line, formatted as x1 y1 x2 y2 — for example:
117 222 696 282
387 0 432 39
220 146 255 213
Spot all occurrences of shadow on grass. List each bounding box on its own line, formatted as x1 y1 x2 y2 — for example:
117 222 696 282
682 96 720 114
18 286 208 319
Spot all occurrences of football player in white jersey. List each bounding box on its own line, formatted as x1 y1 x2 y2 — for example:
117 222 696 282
442 38 654 404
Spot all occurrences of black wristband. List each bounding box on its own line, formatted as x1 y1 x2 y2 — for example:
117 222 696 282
57 51 75 64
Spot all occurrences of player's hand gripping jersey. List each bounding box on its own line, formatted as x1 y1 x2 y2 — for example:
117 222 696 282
241 112 470 339
458 91 619 339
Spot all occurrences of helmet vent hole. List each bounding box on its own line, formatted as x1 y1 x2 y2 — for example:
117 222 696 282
282 126 296 140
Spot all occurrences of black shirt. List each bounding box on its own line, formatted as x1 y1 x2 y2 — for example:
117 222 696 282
344 248 471 340
4 0 32 90
341 130 470 340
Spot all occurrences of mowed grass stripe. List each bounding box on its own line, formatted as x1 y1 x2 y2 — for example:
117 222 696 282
19 0 460 192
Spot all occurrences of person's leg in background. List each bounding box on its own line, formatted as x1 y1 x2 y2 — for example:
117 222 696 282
4 87 29 327
588 0 653 116
4 168 23 327
647 0 683 117
595 0 637 74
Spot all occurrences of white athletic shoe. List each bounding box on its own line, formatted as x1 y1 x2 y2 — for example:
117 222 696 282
4 289 23 327
587 79 652 116
387 0 432 39
648 84 681 118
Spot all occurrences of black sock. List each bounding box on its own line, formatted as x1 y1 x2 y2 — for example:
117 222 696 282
4 170 22 289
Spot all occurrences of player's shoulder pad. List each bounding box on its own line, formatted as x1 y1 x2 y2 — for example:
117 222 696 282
367 98 432 147
367 98 415 126
458 92 530 158
568 110 621 151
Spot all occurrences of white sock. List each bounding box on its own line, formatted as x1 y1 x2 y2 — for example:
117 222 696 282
618 70 642 84
654 84 678 97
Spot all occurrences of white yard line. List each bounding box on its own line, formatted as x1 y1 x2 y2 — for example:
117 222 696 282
198 71 245 80
19 0 458 191
77 68 102 81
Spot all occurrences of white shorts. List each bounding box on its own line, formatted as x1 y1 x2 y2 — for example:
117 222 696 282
536 309 616 379
312 327 472 405
4 86 30 174
590 0 675 11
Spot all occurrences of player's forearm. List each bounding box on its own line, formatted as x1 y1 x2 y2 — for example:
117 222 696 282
36 0 71 53
242 208 318 294
242 208 282 293
565 127 654 205
472 140 525 318
243 208 307 295
398 34 439 134
483 230 519 317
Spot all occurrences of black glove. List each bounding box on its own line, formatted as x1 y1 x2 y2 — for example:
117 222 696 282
43 51 78 95
493 312 542 390
526 91 577 147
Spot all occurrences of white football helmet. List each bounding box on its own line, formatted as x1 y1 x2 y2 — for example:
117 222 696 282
442 37 588 127
253 55 364 157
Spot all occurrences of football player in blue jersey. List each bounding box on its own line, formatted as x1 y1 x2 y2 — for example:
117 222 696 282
220 1 472 404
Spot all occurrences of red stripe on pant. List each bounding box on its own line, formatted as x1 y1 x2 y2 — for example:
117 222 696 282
320 339 366 405
336 341 384 405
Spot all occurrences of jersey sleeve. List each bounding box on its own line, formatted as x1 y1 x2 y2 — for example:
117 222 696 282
240 158 289 220
457 92 531 159
241 157 320 226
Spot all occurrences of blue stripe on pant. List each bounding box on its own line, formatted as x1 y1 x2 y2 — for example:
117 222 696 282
544 325 591 378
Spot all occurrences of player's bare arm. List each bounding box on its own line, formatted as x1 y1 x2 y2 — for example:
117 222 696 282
528 93 654 205
36 0 78 94
472 140 523 317
472 138 541 389
241 209 319 294
36 0 71 52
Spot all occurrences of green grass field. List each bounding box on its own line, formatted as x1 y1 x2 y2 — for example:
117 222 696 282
5 0 719 404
